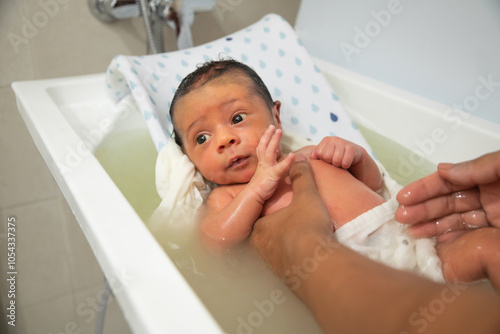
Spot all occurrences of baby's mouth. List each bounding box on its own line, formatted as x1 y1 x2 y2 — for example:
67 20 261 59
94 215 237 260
228 156 249 169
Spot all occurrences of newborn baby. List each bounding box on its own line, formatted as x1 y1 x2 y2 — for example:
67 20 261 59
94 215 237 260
168 59 443 281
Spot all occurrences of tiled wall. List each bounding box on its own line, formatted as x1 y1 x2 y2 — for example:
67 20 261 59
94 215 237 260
0 0 300 333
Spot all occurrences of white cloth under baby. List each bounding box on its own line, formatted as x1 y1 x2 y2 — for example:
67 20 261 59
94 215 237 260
335 168 444 283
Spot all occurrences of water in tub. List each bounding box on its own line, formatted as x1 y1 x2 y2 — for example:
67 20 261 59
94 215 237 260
95 121 436 333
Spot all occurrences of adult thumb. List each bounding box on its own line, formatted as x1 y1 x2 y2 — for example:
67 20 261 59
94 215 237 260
289 154 322 204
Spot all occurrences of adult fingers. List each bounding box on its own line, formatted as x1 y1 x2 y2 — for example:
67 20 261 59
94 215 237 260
288 154 322 204
397 171 471 206
287 154 333 232
250 155 325 263
406 209 489 238
395 187 482 225
438 150 500 186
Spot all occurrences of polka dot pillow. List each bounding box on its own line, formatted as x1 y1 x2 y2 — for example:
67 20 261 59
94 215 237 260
105 13 369 152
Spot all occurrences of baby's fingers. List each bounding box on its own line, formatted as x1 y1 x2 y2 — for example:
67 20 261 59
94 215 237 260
272 153 295 177
257 125 276 161
312 142 334 163
257 125 283 164
265 128 283 162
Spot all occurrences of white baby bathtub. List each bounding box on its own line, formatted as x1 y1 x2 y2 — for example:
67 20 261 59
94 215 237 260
12 58 500 333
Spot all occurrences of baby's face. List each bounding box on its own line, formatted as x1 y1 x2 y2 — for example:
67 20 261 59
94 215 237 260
173 79 281 184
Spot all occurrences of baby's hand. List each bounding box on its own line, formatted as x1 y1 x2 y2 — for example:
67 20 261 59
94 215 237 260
310 136 364 169
250 125 294 204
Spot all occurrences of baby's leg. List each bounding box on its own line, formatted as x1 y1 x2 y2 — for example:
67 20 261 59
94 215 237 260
437 227 500 292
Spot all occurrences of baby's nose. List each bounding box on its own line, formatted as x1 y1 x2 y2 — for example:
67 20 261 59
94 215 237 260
217 129 238 151
218 138 236 151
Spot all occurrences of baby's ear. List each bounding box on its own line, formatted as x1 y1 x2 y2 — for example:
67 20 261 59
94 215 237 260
273 101 282 128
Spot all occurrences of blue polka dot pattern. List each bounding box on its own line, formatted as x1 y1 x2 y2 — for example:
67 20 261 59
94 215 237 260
105 14 370 153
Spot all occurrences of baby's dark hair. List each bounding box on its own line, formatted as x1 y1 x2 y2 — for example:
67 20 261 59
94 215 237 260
169 59 275 148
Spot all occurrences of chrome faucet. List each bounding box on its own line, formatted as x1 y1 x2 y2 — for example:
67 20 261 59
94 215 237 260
88 0 175 53
88 0 174 22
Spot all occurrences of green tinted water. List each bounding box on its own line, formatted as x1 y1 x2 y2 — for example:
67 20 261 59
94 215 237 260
95 129 161 222
356 124 437 186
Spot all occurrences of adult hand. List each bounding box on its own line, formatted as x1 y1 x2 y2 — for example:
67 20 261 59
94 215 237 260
250 153 333 275
435 227 500 291
395 150 500 239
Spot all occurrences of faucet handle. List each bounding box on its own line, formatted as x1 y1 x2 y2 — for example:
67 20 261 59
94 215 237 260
110 0 141 19
155 0 175 21
88 0 141 22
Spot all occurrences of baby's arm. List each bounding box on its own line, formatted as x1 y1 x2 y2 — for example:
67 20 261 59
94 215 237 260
310 137 383 192
200 126 294 250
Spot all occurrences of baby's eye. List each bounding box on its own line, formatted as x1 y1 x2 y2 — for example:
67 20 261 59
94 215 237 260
196 133 211 145
232 113 247 124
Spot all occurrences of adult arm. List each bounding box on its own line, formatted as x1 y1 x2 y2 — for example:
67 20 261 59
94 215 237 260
250 156 500 334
